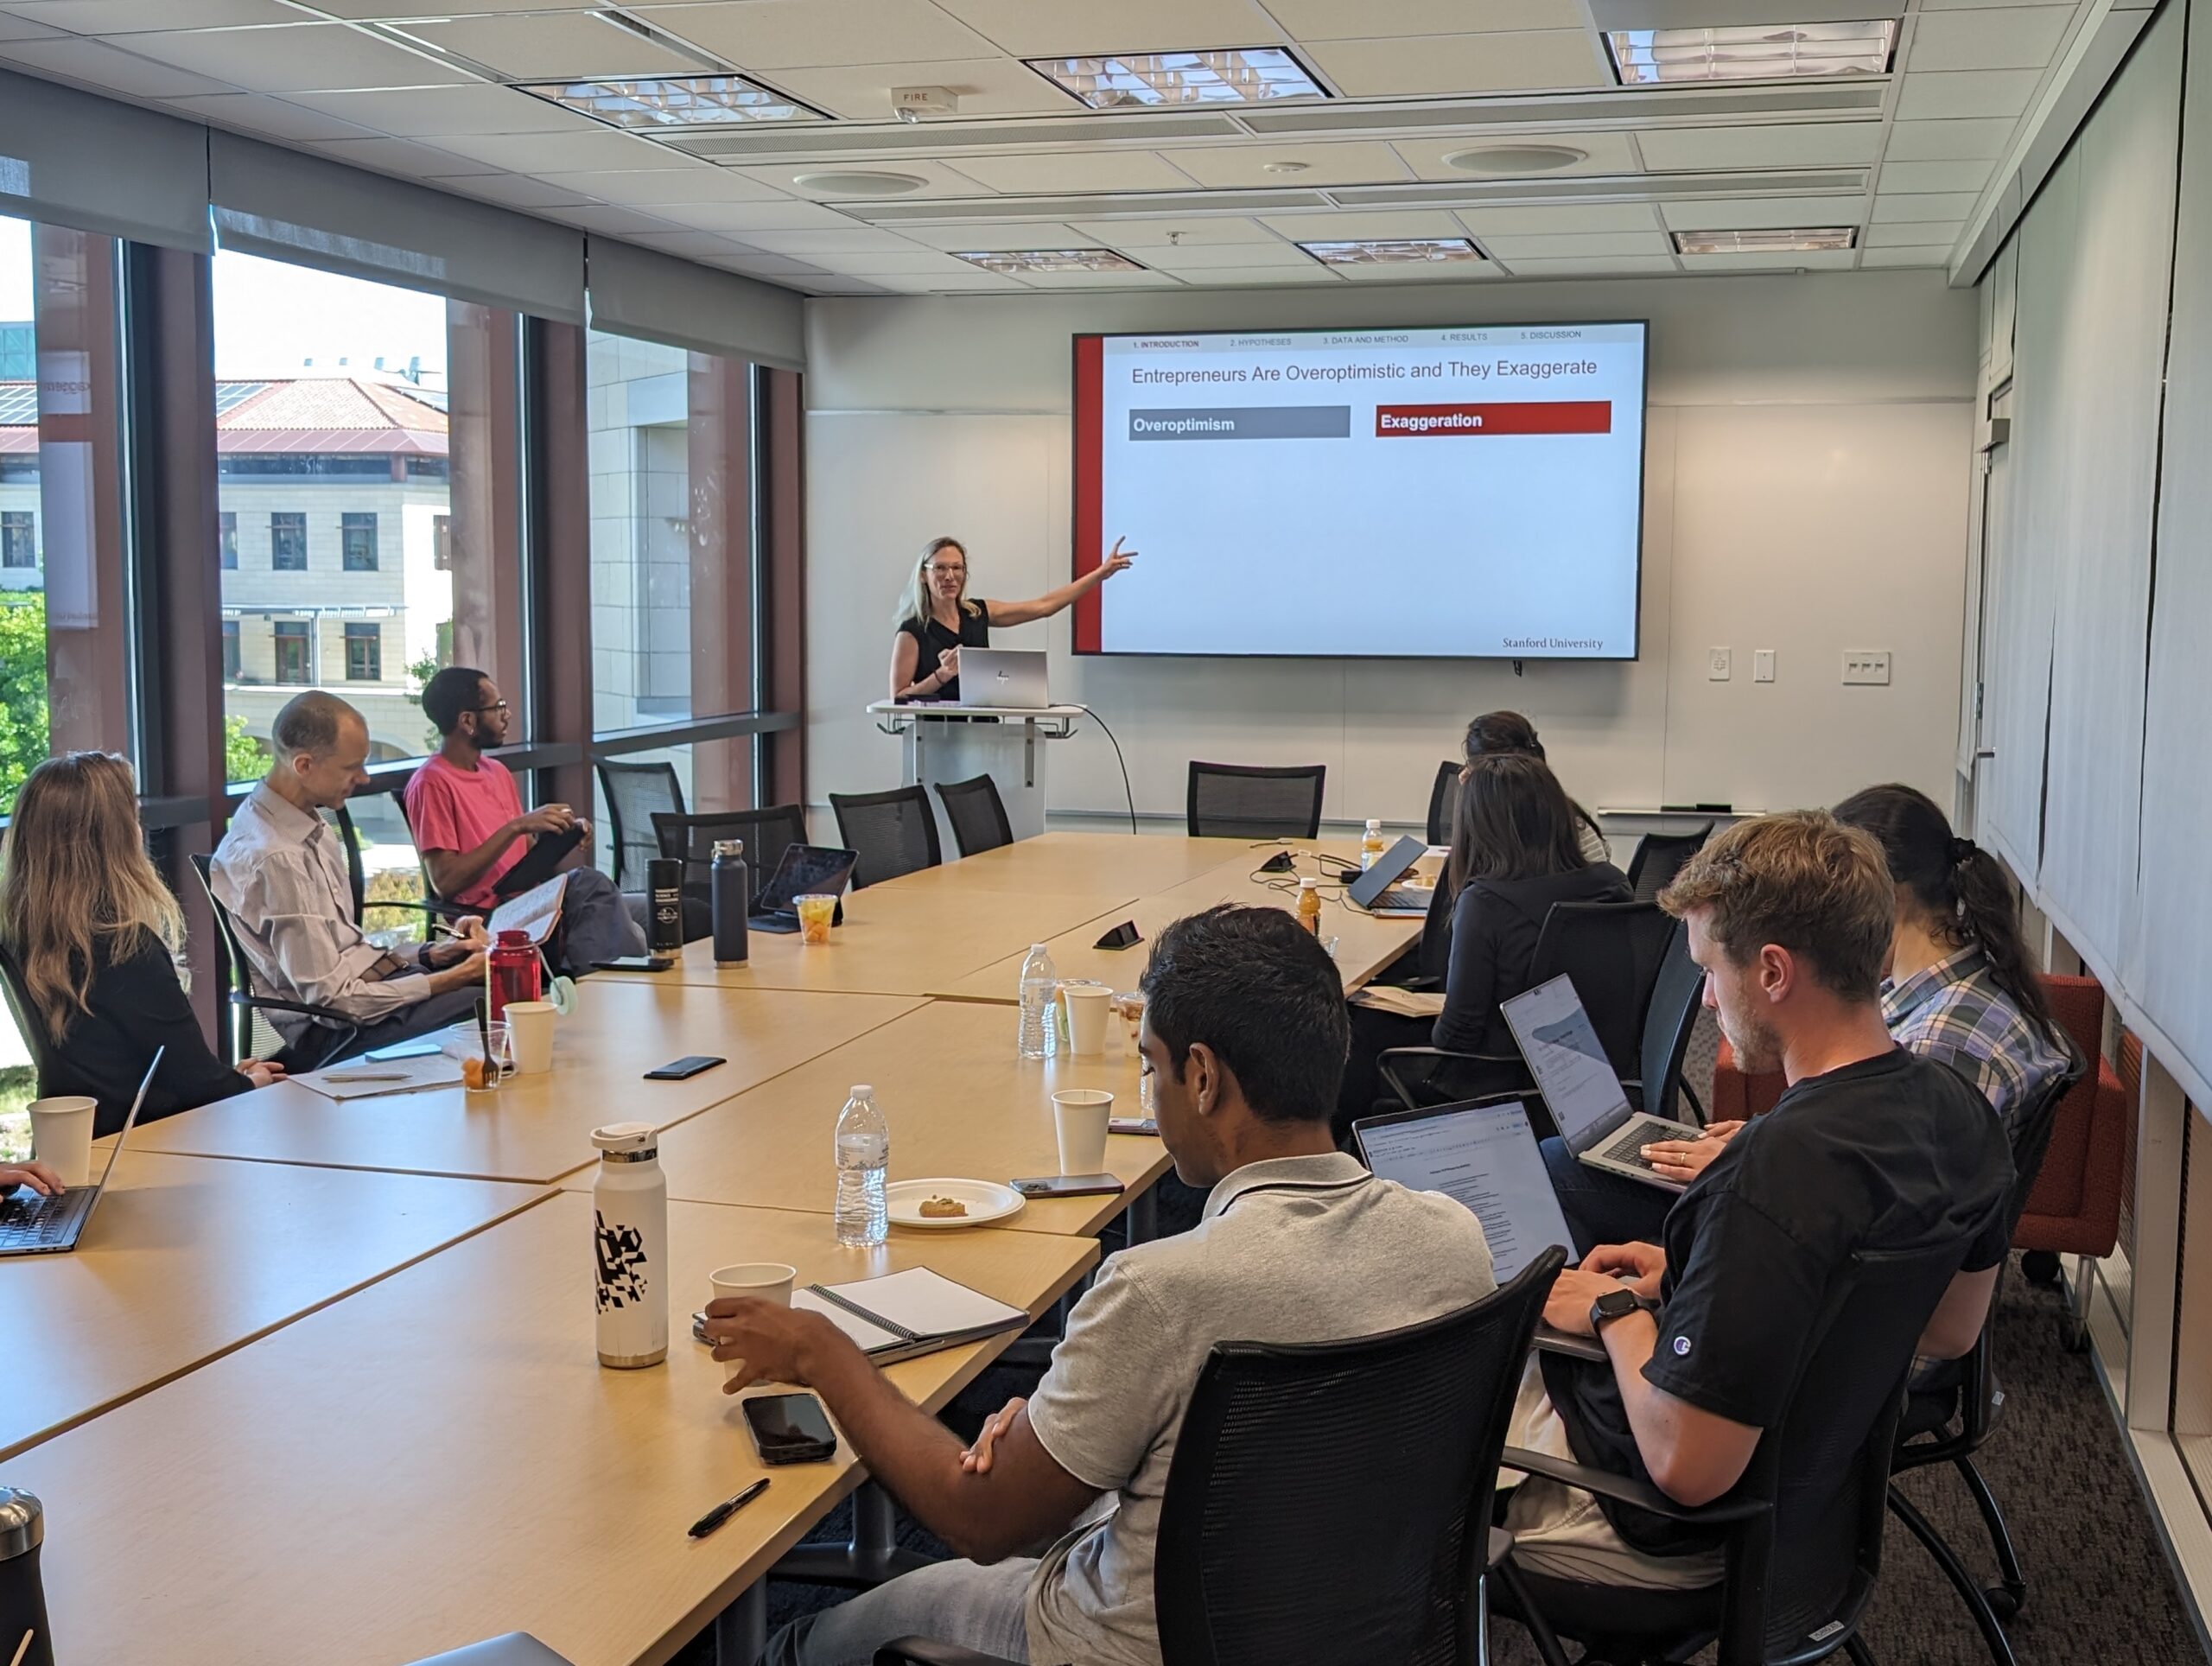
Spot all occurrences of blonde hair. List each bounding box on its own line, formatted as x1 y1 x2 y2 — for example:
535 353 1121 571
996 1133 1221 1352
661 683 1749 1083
893 537 981 628
0 752 185 1042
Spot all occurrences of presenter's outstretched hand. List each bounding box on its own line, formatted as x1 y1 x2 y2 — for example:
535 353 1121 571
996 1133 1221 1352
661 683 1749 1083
1100 536 1138 577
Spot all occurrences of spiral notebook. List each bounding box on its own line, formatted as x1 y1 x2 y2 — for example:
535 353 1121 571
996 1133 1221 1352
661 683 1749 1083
795 1267 1030 1365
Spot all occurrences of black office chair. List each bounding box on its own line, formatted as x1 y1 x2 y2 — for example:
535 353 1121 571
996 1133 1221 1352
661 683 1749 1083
1496 1235 1977 1666
1885 1032 2088 1665
878 1246 1568 1666
933 774 1014 858
652 805 809 942
0 940 58 1094
1626 823 1713 904
830 785 942 889
336 789 467 937
594 759 685 889
1632 918 1708 1123
1186 760 1326 840
1378 900 1678 1120
1427 760 1463 847
188 853 359 1068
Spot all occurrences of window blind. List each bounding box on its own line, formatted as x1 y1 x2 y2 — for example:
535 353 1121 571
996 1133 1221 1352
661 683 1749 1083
585 235 804 370
0 67 210 252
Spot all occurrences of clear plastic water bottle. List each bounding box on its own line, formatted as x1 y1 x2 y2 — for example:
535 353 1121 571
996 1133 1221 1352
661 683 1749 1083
1017 943 1060 1059
834 1084 889 1247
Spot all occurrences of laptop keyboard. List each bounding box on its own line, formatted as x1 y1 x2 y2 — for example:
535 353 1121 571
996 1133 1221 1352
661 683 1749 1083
0 1186 90 1250
1372 887 1427 911
1598 1124 1668 1170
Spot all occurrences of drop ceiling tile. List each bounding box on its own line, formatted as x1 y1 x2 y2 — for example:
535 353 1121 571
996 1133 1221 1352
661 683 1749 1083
393 14 708 79
1172 263 1343 284
314 0 606 14
111 22 474 92
1906 7 2072 73
1875 157 1996 193
535 167 788 205
802 249 992 274
542 203 683 236
1480 230 1672 258
1866 219 1962 247
1257 0 1586 42
1919 0 2074 8
651 198 864 232
0 35 236 97
709 253 832 278
6 0 297 29
893 221 1087 251
944 150 1202 194
1156 142 1413 190
1872 191 1980 222
0 15 67 41
163 92 382 143
1677 248 1858 273
1859 245 1955 267
281 84 601 136
1137 238 1317 269
1635 122 1881 173
1306 31 1607 98
1883 117 2018 160
862 270 1029 292
790 277 893 295
308 135 500 177
1455 202 1660 234
1393 130 1639 179
741 227 949 255
647 0 997 71
1895 69 2044 121
1500 255 1680 276
766 57 1081 122
731 158 995 201
1259 209 1466 239
1012 268 1185 289
623 230 767 258
1069 215 1280 245
1332 260 1499 282
434 128 702 171
1661 196 1868 232
922 0 1289 59
440 173 601 211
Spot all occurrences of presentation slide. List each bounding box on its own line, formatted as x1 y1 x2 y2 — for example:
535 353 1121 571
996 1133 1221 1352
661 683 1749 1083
1071 322 1646 659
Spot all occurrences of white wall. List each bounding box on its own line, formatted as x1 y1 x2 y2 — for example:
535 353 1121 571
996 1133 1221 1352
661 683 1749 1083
804 270 1977 828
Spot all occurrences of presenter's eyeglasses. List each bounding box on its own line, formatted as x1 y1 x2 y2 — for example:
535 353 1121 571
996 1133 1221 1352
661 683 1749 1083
928 561 966 577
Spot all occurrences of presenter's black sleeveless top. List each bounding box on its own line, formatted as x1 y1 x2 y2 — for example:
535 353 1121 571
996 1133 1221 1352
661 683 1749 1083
899 601 991 702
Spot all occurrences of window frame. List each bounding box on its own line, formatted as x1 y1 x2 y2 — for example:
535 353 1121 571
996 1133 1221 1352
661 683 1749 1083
340 510 378 573
272 618 310 684
270 510 307 571
0 509 34 569
343 620 382 682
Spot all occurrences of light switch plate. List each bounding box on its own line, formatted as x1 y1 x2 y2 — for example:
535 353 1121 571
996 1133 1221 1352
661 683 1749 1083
1708 646 1732 681
1753 649 1776 683
1842 650 1891 685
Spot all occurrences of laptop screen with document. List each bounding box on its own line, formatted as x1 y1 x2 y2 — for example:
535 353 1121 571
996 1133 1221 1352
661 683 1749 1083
1352 1098 1573 1283
1502 974 1636 1156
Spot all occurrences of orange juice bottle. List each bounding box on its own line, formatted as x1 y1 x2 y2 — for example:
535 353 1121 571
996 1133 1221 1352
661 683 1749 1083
1297 876 1323 935
1361 818 1386 870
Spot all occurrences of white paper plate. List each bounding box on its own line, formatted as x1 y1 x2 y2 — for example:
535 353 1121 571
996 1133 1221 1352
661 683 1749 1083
885 1178 1026 1229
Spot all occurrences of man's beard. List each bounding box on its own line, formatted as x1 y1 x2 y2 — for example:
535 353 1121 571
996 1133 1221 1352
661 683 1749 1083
1722 1008 1783 1076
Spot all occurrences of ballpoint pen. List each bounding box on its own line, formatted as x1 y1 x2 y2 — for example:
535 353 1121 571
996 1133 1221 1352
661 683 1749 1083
687 1478 770 1539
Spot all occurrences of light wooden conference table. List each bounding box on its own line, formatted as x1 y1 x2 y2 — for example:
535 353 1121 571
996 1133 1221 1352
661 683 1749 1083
15 1193 1096 1666
0 1149 544 1461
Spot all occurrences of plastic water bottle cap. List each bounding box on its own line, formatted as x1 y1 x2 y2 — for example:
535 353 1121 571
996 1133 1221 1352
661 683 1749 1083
850 1084 874 1097
1299 876 1320 889
1365 818 1381 831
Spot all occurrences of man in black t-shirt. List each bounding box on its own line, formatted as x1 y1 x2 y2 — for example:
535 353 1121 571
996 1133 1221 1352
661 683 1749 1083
1501 811 2013 1589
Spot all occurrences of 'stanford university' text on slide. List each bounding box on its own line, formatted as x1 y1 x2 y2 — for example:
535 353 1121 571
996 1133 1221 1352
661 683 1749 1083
1071 323 1648 660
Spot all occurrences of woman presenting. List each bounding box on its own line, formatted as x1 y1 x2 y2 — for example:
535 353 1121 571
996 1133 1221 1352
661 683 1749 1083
888 534 1136 703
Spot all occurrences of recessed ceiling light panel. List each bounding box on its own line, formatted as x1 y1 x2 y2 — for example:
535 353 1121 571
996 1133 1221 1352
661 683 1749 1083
791 170 930 197
955 249 1152 275
1606 22 1897 86
1299 238 1485 267
1029 47 1327 109
1444 144 1588 175
1672 226 1859 254
519 75 825 128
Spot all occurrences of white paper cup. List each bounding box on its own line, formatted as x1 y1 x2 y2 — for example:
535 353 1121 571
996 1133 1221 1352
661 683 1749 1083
709 1262 797 1383
505 1000 557 1074
28 1096 97 1188
1059 981 1112 1056
1052 1088 1114 1175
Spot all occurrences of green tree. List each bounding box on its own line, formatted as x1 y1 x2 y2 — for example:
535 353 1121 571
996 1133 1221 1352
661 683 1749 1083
225 715 267 785
0 592 51 816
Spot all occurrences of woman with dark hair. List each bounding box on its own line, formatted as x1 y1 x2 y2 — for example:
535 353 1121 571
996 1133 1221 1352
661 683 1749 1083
1338 751 1629 1135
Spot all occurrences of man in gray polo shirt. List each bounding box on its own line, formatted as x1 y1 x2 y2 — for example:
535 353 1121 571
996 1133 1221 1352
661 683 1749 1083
707 904 1497 1666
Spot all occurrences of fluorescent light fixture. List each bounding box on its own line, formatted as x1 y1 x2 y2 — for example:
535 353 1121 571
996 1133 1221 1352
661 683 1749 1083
1300 238 1486 267
518 74 825 128
954 249 1151 275
1606 22 1897 86
1029 48 1326 109
1672 226 1859 254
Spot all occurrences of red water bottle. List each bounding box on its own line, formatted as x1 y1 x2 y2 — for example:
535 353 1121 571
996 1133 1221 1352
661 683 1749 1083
489 928 542 1019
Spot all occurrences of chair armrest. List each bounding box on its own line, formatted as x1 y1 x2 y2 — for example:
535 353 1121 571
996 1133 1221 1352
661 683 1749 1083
1377 1046 1532 1109
874 1641 1022 1666
1501 1446 1770 1527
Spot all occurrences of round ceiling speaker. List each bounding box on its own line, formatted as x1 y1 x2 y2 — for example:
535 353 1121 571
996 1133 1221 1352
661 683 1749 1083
790 169 930 197
1262 160 1311 174
1442 144 1589 175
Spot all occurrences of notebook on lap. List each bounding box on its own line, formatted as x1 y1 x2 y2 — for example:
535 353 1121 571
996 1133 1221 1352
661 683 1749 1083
1503 974 1701 1192
0 1046 162 1257
1345 835 1433 917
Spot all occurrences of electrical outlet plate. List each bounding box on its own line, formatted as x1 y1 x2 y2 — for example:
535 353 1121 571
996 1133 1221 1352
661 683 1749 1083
1841 650 1891 685
1708 646 1732 681
1753 649 1776 683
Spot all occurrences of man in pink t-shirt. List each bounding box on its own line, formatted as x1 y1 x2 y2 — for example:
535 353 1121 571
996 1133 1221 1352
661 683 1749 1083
404 667 646 969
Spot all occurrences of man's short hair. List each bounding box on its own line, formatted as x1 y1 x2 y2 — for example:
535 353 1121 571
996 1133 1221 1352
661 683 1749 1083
422 665 490 736
1659 811 1895 1002
1139 904 1349 1125
270 690 359 761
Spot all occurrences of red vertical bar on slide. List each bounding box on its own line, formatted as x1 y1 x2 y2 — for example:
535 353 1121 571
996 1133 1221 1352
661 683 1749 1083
1071 335 1103 653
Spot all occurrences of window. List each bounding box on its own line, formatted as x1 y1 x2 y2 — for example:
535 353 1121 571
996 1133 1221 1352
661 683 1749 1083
344 620 382 682
270 512 306 570
342 511 378 572
219 511 237 569
273 620 310 684
433 512 452 571
0 510 31 569
221 620 240 682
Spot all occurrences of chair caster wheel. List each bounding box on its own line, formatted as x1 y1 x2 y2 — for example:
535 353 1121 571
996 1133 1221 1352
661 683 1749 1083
2021 1251 2062 1286
1985 1587 2022 1623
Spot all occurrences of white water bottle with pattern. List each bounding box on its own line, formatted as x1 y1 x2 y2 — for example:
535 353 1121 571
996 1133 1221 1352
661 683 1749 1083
1017 943 1060 1059
591 1122 668 1369
834 1084 890 1247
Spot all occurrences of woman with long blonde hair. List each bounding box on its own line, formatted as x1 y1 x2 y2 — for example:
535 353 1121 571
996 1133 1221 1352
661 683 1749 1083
0 752 280 1136
887 533 1139 703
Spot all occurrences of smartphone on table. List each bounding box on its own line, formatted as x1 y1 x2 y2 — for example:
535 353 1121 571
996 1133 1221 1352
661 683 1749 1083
645 1055 724 1081
1010 1173 1126 1198
742 1392 838 1465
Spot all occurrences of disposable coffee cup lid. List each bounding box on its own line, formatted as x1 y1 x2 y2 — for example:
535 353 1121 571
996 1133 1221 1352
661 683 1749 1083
0 1488 42 1560
591 1122 656 1154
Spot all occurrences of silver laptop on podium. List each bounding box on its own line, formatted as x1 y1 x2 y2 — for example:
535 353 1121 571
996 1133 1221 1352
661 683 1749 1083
954 648 1048 709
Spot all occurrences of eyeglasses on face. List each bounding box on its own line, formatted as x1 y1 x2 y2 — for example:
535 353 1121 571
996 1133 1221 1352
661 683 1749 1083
470 701 511 715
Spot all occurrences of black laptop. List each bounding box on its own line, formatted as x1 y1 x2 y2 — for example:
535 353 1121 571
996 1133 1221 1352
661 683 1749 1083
749 843 859 934
1345 834 1433 917
0 1047 162 1257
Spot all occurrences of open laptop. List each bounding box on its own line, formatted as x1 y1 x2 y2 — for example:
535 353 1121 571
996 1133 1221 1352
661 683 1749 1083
1352 1096 1573 1285
0 1046 162 1256
953 648 1048 710
1345 834 1433 917
749 843 859 934
1503 974 1702 1192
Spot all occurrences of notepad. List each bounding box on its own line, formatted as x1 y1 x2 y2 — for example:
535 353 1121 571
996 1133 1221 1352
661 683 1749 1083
795 1267 1030 1366
296 1053 465 1099
1348 985 1446 1019
487 873 569 946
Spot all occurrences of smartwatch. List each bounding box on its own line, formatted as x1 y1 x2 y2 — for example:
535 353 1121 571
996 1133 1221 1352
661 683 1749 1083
1589 1287 1652 1334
